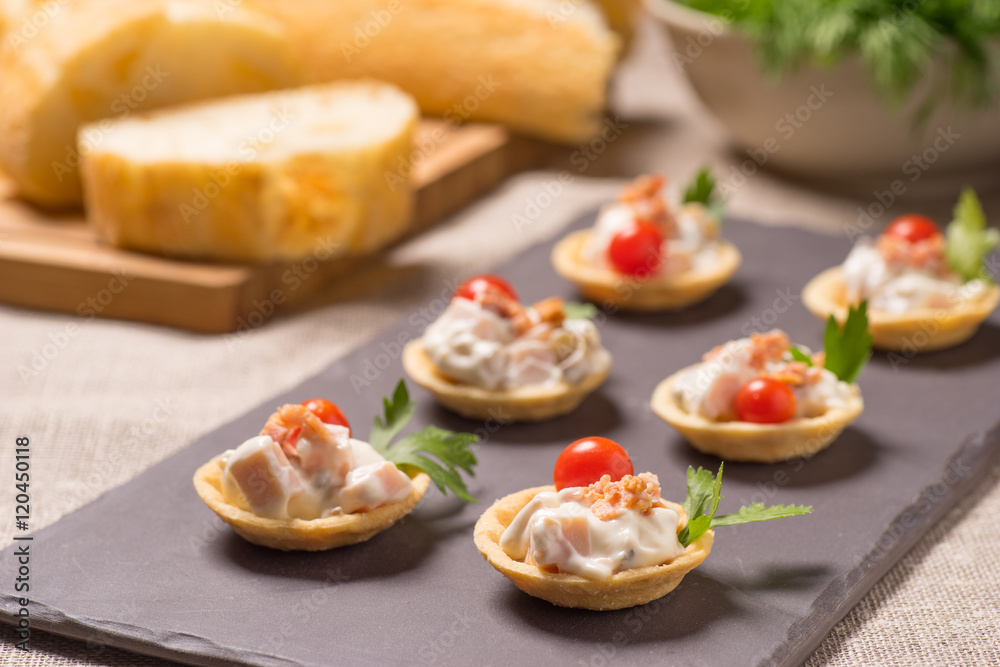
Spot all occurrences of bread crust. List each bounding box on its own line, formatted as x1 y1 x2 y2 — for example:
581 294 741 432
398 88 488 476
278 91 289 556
650 364 864 463
401 339 611 422
803 266 1000 352
248 0 620 143
193 455 430 551
551 229 741 311
473 485 713 610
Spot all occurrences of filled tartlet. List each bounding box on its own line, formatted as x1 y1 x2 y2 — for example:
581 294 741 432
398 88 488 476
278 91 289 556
194 381 477 550
804 189 1000 351
474 438 811 610
551 169 741 311
651 307 871 462
402 274 611 422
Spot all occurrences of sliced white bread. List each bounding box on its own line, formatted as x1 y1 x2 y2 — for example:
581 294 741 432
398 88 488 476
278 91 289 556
0 0 301 207
248 0 620 144
81 81 419 264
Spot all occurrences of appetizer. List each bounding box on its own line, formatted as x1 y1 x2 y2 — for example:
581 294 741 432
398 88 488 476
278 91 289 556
402 275 611 422
474 438 811 610
551 169 741 310
651 305 871 462
193 381 477 551
803 188 1000 351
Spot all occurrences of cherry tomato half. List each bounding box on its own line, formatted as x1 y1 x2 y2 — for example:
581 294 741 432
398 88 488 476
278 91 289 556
300 399 351 435
734 378 797 424
884 214 940 243
452 274 519 303
553 437 634 491
608 220 665 277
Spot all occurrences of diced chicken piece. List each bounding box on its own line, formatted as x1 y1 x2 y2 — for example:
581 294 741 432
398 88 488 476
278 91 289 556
527 516 576 567
262 404 353 483
703 372 749 421
478 288 526 321
505 338 560 387
422 298 512 389
526 513 597 572
617 173 675 233
512 296 565 336
619 174 665 203
337 461 412 514
224 436 304 518
557 514 592 556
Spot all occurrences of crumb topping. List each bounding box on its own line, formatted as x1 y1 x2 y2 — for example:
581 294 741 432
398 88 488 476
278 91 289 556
877 233 948 275
618 174 675 233
586 473 662 521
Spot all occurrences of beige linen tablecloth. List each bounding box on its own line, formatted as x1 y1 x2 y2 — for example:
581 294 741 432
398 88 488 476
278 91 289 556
2 16 999 667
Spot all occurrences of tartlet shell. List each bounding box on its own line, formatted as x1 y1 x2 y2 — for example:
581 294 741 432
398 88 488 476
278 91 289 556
401 340 611 422
802 266 1000 352
551 229 741 311
193 455 430 551
474 485 713 610
651 365 864 463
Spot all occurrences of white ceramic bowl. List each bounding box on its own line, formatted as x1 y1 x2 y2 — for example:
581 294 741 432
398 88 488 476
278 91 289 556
644 0 1000 182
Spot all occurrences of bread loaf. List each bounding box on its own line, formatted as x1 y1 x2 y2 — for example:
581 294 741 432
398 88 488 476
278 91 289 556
81 81 419 263
0 0 301 207
248 0 620 144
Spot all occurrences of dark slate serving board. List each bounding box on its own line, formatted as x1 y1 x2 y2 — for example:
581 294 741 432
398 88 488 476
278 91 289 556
3 214 1000 667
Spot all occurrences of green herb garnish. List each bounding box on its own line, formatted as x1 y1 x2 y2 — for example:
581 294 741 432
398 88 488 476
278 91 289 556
789 346 814 366
682 166 717 206
682 166 724 223
370 380 479 502
679 463 812 547
823 301 873 384
564 301 598 320
674 0 1000 121
945 187 999 284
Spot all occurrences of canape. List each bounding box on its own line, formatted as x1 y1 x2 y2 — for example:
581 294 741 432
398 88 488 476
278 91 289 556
551 169 741 311
474 438 810 610
402 275 611 422
651 308 871 462
803 189 1000 351
194 381 477 550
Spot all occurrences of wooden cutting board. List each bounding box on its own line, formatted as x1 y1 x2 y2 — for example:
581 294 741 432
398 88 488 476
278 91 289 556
0 120 544 333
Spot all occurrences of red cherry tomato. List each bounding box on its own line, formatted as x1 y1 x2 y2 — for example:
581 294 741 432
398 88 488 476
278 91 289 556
553 437 634 491
734 378 797 424
452 274 519 303
884 214 941 243
608 220 665 277
300 399 351 435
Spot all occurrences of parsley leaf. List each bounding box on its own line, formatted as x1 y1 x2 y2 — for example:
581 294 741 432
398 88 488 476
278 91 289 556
789 346 814 366
682 167 717 206
370 380 415 452
823 301 872 384
682 166 725 224
678 463 812 547
678 464 722 546
369 380 479 502
563 301 598 320
676 0 1000 123
945 187 999 283
711 503 815 527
